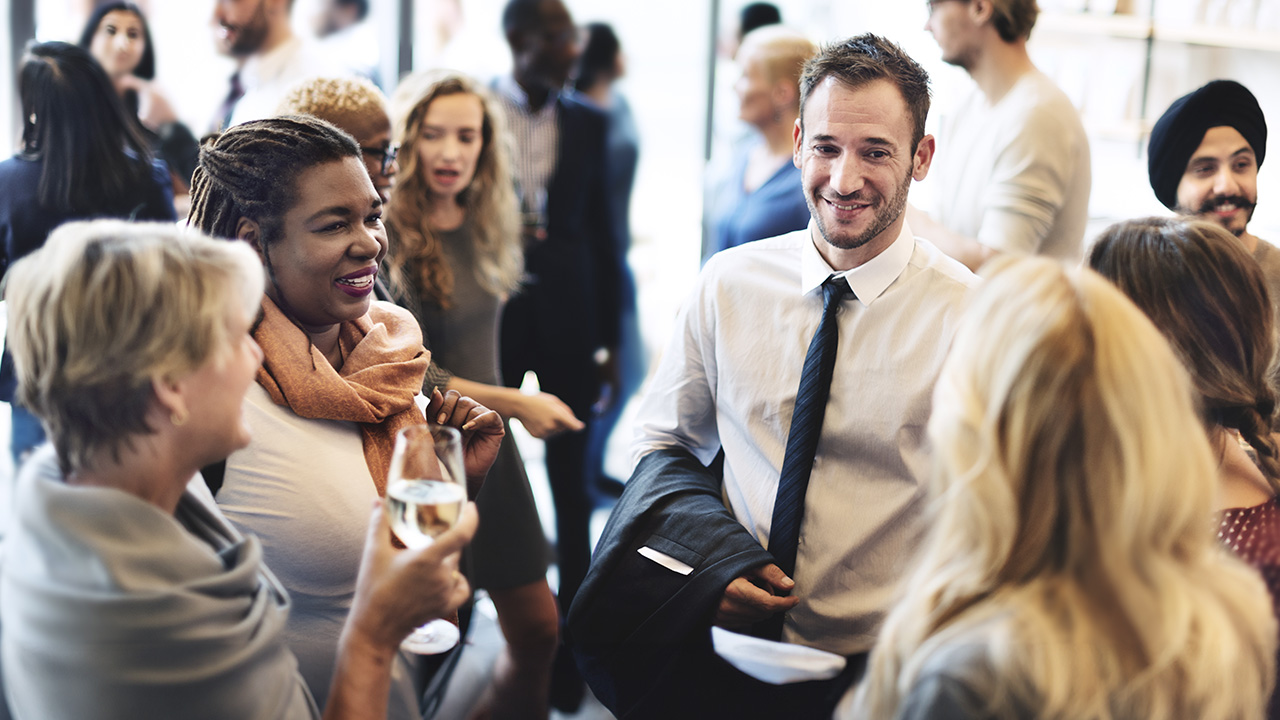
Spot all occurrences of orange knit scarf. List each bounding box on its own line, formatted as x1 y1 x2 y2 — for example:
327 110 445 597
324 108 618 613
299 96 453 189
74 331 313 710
253 295 429 495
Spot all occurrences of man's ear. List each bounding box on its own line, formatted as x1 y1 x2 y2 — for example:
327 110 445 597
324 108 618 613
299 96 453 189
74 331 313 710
913 134 936 182
793 117 804 169
970 0 996 25
235 217 265 262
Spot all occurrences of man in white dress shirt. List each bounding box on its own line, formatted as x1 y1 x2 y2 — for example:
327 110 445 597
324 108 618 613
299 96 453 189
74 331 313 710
210 0 345 130
908 0 1090 270
624 33 977 702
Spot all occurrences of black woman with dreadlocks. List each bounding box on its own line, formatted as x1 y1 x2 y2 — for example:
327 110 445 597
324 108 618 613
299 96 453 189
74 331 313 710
187 114 504 719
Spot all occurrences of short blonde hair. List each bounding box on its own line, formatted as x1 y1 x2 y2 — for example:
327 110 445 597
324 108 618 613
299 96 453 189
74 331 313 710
276 76 389 140
5 220 264 474
738 26 817 106
855 258 1275 718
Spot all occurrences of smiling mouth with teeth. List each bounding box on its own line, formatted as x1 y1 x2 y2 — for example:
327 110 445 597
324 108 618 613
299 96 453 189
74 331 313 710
829 198 869 212
336 275 374 288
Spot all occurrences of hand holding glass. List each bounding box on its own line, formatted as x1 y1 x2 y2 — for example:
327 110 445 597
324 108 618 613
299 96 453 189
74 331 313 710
385 424 468 654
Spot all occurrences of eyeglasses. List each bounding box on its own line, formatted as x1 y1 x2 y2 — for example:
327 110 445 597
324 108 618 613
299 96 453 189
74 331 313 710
925 0 966 15
362 143 399 176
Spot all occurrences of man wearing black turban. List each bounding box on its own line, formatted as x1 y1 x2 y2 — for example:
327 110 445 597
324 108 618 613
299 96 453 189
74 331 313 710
1147 80 1275 297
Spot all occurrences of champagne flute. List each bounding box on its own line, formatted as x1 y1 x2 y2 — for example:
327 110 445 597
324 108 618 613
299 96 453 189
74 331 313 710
385 424 468 654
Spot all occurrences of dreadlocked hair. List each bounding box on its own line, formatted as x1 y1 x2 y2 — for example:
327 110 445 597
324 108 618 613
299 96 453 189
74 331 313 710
187 115 361 245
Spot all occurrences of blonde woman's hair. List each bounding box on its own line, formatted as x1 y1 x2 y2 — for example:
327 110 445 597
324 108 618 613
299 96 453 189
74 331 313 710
853 258 1275 720
738 26 817 110
276 76 390 142
385 70 521 309
4 220 263 475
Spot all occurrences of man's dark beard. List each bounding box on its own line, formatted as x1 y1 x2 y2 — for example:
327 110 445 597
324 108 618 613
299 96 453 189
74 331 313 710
1195 194 1256 216
1180 194 1257 237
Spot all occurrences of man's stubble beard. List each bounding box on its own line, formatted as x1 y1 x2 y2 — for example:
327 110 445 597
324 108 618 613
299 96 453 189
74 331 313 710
808 166 914 251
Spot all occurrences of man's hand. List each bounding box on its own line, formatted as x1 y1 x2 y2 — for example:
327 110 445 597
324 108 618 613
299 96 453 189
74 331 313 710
514 391 584 439
712 563 799 629
427 388 504 492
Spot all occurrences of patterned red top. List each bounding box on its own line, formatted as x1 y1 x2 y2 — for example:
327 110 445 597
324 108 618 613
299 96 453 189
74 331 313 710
1220 499 1280 613
1219 499 1280 720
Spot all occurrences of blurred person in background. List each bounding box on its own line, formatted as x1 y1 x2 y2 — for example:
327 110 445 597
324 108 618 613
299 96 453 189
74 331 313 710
910 0 1090 270
79 2 201 200
187 114 504 719
704 26 815 259
846 258 1275 719
572 21 646 503
704 3 787 257
210 0 344 130
0 219 478 720
719 2 782 62
0 41 176 468
388 69 569 720
497 0 624 709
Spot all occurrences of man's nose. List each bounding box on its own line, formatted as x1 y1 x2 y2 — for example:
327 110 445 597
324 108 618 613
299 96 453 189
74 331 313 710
829 156 865 197
1213 166 1242 197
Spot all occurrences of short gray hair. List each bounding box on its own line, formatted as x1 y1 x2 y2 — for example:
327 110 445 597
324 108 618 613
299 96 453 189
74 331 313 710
5 220 263 473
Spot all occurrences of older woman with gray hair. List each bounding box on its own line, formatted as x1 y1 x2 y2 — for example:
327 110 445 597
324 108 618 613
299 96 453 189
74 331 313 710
0 220 476 720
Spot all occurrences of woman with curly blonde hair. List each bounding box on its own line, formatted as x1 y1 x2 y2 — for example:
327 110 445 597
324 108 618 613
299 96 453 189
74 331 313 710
386 69 575 719
846 258 1275 719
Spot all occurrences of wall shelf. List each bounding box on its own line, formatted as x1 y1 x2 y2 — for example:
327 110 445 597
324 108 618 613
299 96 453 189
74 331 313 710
1154 23 1280 52
1040 10 1280 50
1039 12 1152 39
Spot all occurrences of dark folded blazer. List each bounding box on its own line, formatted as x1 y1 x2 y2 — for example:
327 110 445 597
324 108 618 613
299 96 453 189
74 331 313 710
568 447 861 719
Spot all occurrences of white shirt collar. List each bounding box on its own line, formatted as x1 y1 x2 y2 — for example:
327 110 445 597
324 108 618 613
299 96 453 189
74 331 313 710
800 220 915 306
240 35 301 90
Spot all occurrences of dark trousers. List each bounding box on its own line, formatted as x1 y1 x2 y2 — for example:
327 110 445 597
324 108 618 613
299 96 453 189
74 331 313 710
500 300 599 612
583 306 645 502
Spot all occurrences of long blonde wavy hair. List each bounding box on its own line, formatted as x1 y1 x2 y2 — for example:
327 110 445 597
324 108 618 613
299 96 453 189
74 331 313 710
852 258 1275 720
385 70 521 309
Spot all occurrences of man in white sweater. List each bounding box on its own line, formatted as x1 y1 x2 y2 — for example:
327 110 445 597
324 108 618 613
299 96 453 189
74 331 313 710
909 0 1091 270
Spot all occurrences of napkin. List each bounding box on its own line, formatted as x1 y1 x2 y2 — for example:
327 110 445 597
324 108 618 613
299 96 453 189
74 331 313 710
711 626 847 684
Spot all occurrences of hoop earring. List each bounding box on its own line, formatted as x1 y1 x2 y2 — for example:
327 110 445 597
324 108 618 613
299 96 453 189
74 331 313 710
171 409 189 427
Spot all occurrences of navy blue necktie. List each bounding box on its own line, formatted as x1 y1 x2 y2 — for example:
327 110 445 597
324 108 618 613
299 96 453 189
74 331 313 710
760 274 852 639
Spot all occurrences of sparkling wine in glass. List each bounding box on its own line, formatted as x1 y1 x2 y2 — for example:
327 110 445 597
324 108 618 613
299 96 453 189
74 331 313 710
385 424 467 654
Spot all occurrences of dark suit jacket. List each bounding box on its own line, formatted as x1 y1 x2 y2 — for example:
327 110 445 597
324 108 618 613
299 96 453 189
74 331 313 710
567 447 860 719
502 91 624 378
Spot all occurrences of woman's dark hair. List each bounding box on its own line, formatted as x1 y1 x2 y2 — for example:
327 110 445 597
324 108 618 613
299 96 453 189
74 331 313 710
77 2 156 80
573 22 620 93
19 41 152 215
188 115 361 247
1088 216 1280 487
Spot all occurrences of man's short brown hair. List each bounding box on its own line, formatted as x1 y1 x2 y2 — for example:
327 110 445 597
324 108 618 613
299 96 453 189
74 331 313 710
990 0 1039 42
798 33 931 150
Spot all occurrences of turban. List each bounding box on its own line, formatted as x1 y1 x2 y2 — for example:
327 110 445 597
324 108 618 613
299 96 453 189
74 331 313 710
1147 80 1267 210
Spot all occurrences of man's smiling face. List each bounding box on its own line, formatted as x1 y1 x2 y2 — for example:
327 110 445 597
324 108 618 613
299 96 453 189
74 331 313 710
794 76 927 260
1176 125 1259 239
